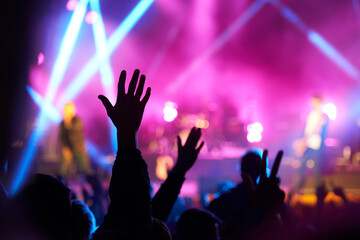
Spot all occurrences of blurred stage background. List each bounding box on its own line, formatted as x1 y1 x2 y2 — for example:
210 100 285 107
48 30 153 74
2 0 360 201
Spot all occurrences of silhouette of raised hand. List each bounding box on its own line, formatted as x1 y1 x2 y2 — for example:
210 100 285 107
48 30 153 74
242 150 285 213
98 69 151 147
172 127 204 176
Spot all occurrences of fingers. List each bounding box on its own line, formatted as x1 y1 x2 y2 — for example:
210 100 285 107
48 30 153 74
141 87 151 107
186 127 202 149
135 74 146 100
270 150 283 179
117 70 126 102
260 149 268 180
185 127 196 146
192 129 202 148
128 69 140 95
196 141 205 154
98 95 113 115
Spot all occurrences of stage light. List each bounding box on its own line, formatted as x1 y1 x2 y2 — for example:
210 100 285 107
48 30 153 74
247 122 263 133
324 138 340 147
85 11 99 24
306 159 315 169
12 0 153 195
307 31 359 79
106 0 154 54
247 132 262 143
89 0 114 90
246 122 263 143
9 0 89 194
27 87 62 123
66 0 79 11
272 1 359 80
163 101 178 122
90 0 116 152
37 52 45 65
323 103 337 120
56 0 154 108
47 0 89 102
85 141 112 171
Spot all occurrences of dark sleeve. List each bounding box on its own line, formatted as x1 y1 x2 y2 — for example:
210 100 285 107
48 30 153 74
98 148 152 236
151 171 185 222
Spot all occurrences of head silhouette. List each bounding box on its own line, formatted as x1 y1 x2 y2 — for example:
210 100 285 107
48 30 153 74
14 174 71 240
70 200 96 240
240 151 262 183
176 208 221 240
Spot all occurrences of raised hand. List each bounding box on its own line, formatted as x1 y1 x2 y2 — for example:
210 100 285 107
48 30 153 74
172 127 204 176
98 69 151 147
242 150 285 212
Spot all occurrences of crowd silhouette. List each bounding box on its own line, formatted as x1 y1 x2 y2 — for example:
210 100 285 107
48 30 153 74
0 69 360 239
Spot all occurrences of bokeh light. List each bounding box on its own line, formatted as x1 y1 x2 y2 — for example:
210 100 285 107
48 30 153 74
66 0 78 11
323 103 337 120
37 52 45 65
163 101 178 122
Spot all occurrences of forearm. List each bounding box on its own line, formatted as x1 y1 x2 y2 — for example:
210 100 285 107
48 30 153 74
106 147 152 229
152 170 185 221
117 130 137 148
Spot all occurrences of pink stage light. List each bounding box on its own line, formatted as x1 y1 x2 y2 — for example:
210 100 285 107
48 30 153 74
246 122 263 143
163 101 178 122
247 122 263 133
37 52 45 65
247 132 262 143
66 0 78 11
323 103 337 120
85 11 98 24
324 138 340 147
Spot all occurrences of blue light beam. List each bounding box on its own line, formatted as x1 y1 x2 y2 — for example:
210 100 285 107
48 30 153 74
271 1 360 80
26 86 62 123
56 0 154 108
90 0 117 152
10 1 89 194
46 0 89 102
86 141 112 171
308 31 359 79
90 0 115 94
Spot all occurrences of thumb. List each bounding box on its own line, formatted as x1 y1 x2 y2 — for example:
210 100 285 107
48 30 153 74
98 95 113 114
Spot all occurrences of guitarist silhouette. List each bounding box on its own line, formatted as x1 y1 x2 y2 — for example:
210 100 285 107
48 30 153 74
292 95 329 193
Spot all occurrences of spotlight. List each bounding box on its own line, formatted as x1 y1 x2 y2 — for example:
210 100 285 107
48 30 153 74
163 101 178 122
85 11 98 24
323 103 337 120
246 122 263 143
66 0 79 11
306 159 315 169
246 132 262 143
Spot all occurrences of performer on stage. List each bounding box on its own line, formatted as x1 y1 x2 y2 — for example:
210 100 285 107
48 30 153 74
292 95 328 193
59 102 93 179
